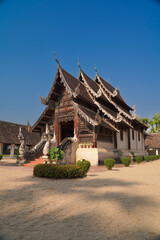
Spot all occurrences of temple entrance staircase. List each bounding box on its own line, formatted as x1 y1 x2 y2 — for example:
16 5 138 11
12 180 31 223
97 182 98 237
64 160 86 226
22 136 79 167
22 156 44 167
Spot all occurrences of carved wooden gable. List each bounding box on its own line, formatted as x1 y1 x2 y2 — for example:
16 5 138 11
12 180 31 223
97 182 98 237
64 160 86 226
57 90 74 123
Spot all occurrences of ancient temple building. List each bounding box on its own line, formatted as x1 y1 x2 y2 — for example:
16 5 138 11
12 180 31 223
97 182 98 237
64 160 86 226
31 60 147 165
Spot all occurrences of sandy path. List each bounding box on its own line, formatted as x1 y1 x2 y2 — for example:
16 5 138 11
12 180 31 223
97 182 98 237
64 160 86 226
0 160 160 240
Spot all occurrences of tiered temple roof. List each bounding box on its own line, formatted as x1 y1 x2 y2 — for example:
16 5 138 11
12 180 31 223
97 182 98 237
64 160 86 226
31 61 146 133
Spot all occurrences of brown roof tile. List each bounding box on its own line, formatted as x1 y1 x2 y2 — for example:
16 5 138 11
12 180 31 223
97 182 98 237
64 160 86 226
0 121 40 145
145 133 160 149
81 71 100 93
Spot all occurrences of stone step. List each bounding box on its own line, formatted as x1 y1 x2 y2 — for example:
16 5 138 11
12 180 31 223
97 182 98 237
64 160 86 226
30 160 44 163
22 157 45 167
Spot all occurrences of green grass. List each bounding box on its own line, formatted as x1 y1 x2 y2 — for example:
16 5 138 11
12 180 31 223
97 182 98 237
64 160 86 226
2 155 16 157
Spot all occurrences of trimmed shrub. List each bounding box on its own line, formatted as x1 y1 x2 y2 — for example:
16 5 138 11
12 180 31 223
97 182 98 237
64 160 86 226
0 155 2 160
76 160 90 175
104 158 115 170
121 157 131 167
33 164 85 179
150 155 159 161
144 156 150 162
144 155 159 162
135 156 143 164
153 155 159 160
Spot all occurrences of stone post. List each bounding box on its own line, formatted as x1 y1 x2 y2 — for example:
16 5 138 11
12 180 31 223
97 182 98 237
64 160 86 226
10 144 15 158
156 149 158 155
0 143 3 155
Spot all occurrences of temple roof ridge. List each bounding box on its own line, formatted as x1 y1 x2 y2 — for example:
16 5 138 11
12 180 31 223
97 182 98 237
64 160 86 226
78 64 102 98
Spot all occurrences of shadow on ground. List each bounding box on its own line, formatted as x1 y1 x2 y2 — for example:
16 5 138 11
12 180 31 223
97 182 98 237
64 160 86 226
0 169 160 240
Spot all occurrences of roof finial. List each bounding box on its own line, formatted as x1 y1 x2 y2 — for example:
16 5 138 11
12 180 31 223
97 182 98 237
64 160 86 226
132 104 136 110
108 77 110 83
54 52 60 67
95 64 97 73
78 59 81 70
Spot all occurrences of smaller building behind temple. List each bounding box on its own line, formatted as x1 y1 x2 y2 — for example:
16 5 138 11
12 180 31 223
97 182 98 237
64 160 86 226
0 121 40 157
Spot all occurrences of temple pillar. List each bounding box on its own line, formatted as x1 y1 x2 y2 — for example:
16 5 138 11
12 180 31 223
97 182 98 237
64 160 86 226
0 143 3 155
10 144 15 158
54 109 59 145
74 109 79 138
93 126 97 148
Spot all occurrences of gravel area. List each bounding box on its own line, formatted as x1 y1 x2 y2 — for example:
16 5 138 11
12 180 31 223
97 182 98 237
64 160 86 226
0 159 160 240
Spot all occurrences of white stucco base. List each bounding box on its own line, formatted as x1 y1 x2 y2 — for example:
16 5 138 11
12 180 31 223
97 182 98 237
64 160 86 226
76 148 108 166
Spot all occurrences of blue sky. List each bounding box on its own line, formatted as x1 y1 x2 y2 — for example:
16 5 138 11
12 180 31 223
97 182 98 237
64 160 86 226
0 0 160 125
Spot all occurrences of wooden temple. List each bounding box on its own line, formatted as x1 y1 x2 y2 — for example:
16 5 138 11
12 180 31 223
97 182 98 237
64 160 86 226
31 57 147 165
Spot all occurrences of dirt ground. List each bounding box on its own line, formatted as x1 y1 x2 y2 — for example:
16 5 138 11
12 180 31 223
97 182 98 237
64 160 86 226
0 159 160 240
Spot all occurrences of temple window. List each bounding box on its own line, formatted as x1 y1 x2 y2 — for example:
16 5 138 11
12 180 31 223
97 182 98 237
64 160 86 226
138 130 140 141
132 129 134 140
120 130 123 141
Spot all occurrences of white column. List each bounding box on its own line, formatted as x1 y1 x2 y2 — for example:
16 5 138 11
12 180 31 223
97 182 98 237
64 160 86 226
0 143 3 155
156 149 158 155
10 144 15 158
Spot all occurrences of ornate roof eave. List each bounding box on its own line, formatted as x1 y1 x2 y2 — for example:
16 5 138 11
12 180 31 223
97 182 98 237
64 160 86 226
31 107 54 132
40 66 78 106
121 118 133 128
79 69 102 98
95 72 118 98
72 101 98 126
59 67 77 98
94 101 122 123
73 101 120 132
102 117 120 133
132 118 148 129
99 86 133 120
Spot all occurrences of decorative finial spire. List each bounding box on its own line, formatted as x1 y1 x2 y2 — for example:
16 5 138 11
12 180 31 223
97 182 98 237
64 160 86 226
132 104 136 110
95 64 97 73
78 59 81 70
54 52 60 67
108 77 110 83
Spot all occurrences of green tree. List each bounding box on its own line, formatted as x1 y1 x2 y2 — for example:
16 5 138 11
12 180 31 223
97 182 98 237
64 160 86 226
152 113 160 132
150 120 156 133
138 117 150 126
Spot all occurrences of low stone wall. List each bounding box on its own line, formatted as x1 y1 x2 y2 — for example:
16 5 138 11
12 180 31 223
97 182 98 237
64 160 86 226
76 147 147 166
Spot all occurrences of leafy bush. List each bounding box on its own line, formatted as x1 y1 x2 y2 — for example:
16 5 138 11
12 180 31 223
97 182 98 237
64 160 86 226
104 158 115 170
0 155 2 160
144 156 150 162
144 155 160 162
121 157 131 167
33 164 85 179
135 156 143 164
152 155 159 160
49 147 64 164
76 160 90 175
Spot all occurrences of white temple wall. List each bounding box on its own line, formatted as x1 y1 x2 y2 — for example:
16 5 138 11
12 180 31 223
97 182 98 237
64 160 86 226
117 130 128 150
137 132 144 150
130 129 136 150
